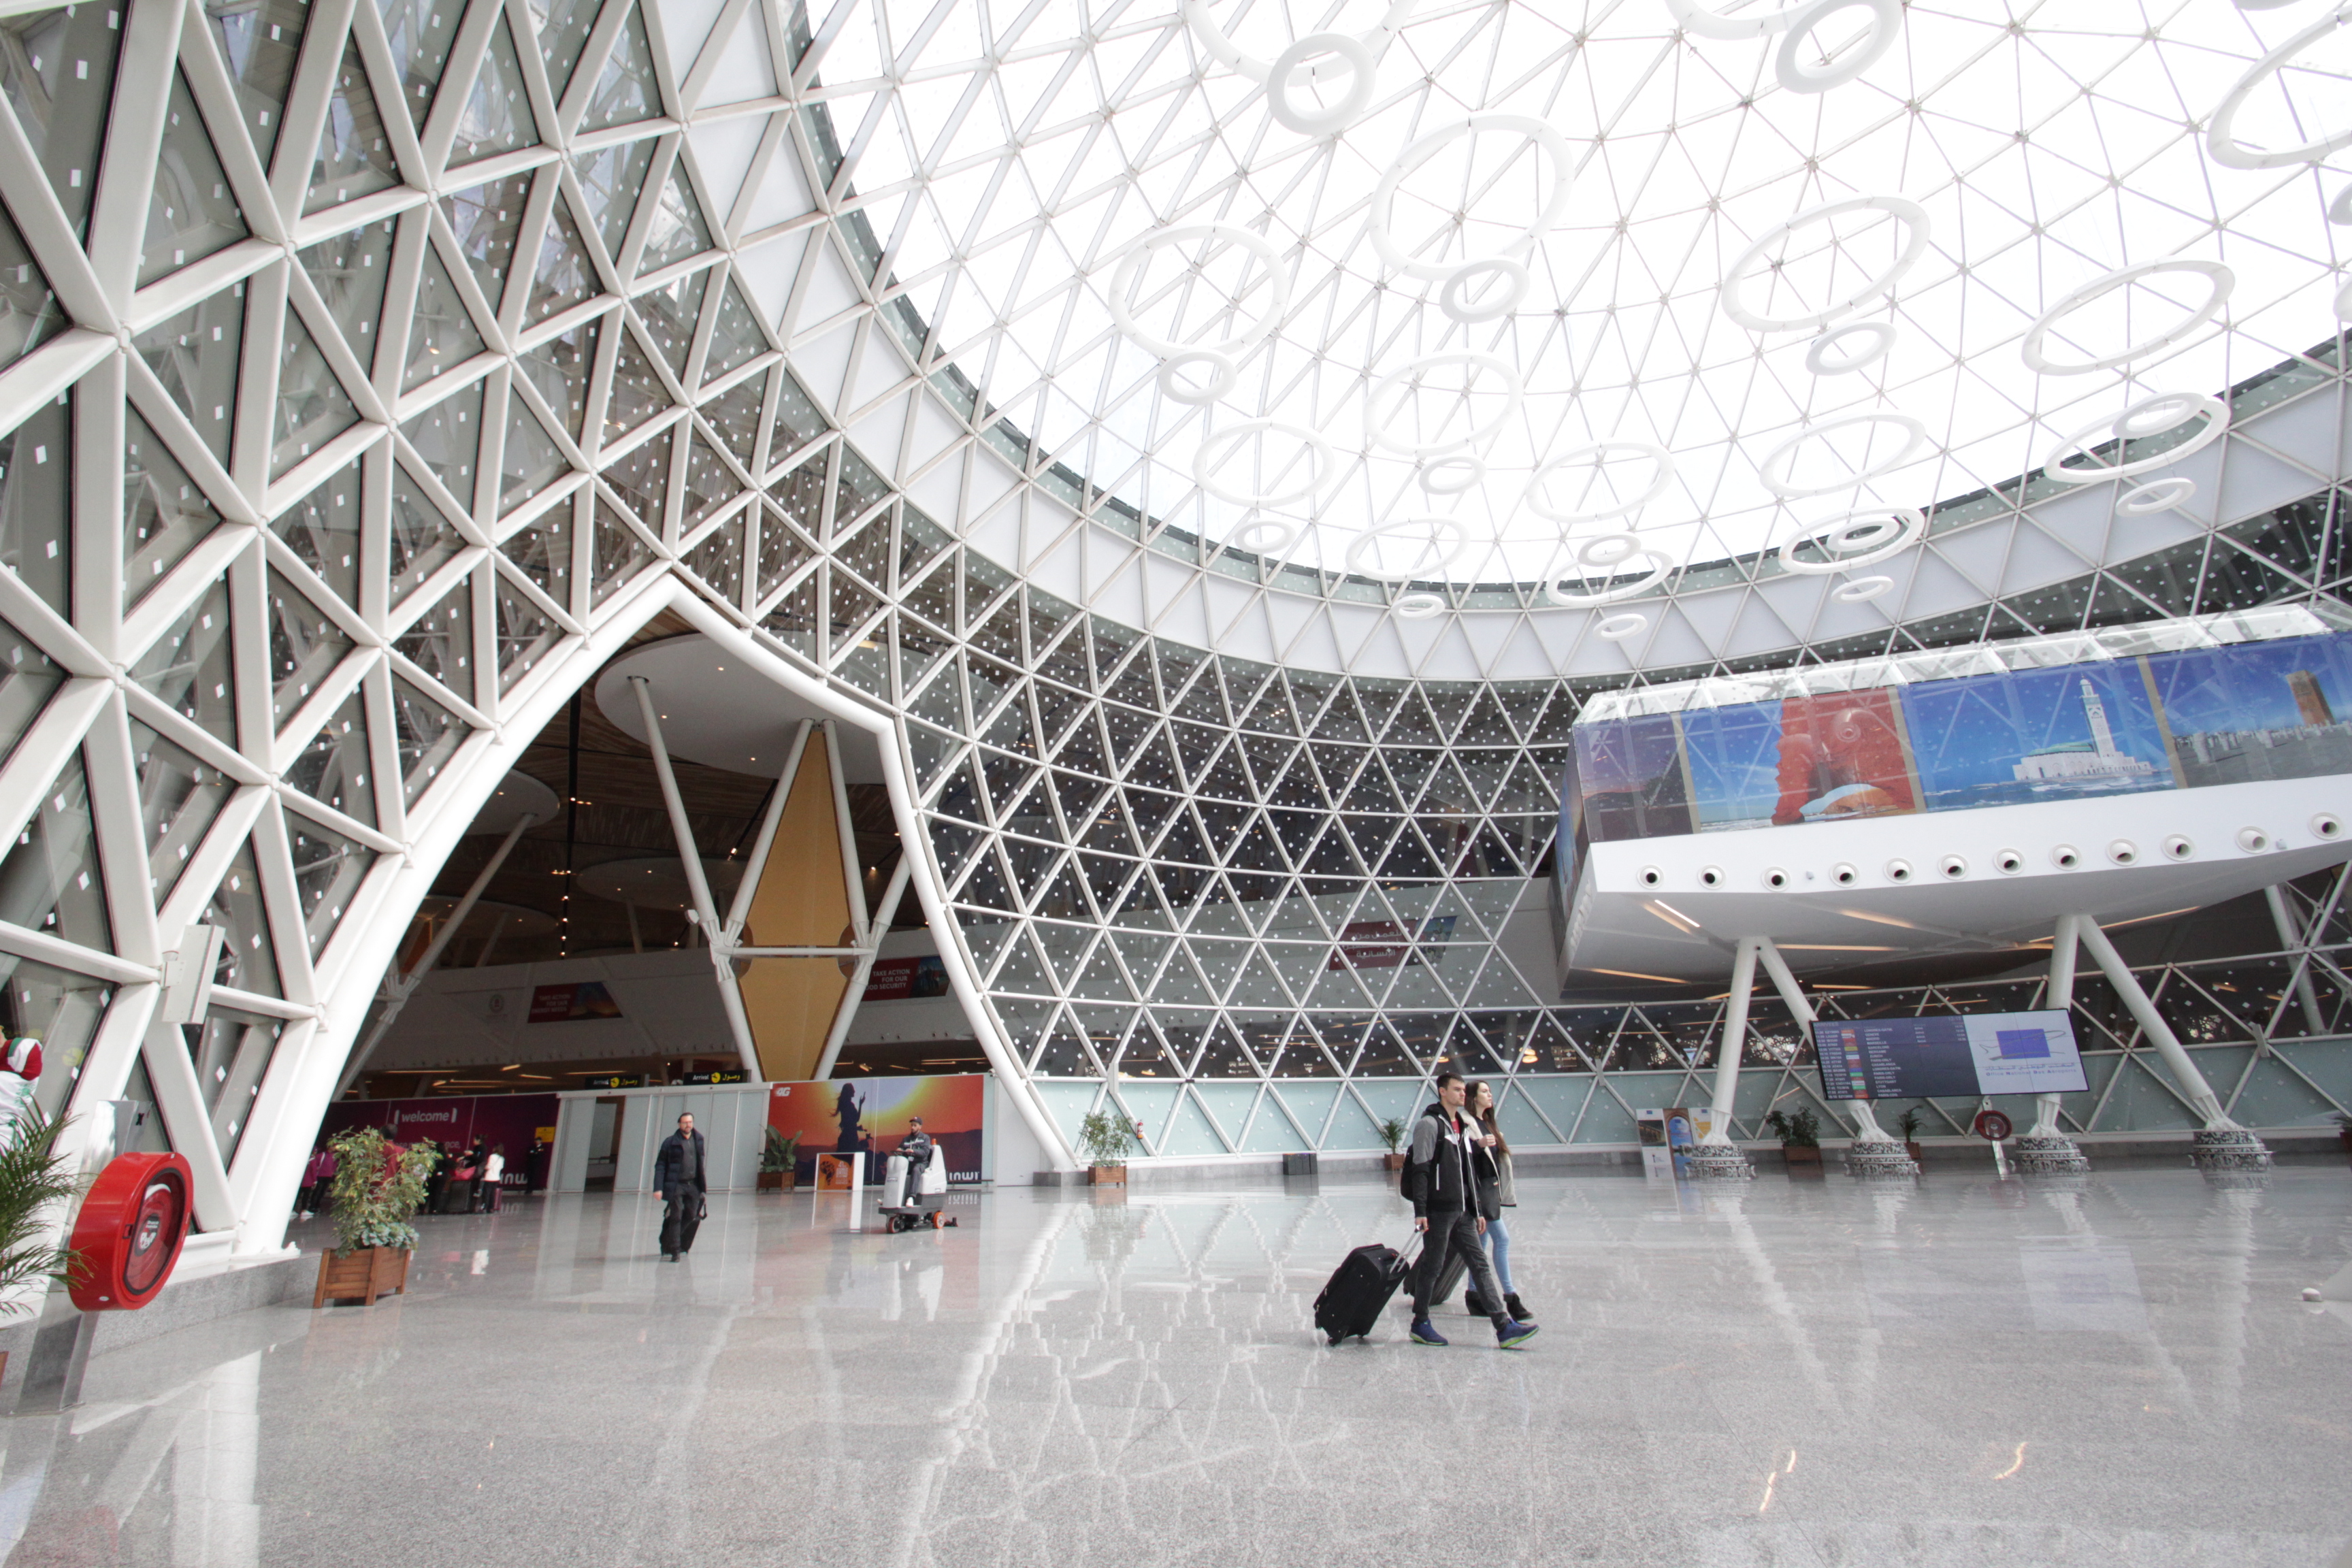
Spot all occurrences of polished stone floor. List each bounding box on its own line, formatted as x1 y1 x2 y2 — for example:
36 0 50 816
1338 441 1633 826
0 1166 2347 1567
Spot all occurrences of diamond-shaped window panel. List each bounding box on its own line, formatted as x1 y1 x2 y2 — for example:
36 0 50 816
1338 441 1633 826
0 396 69 619
390 461 468 604
0 197 63 375
197 840 280 996
500 388 570 514
448 12 537 165
518 313 598 440
272 308 360 480
402 376 483 505
135 280 244 470
0 617 61 770
590 494 654 606
272 459 361 607
299 218 396 379
754 502 811 602
602 425 672 530
528 0 600 105
580 3 660 131
0 748 111 952
282 687 375 828
701 278 764 385
442 174 532 319
680 512 744 604
633 266 706 378
209 0 311 167
571 136 651 264
131 580 237 747
127 717 233 902
638 163 713 276
306 32 399 214
390 672 464 806
122 411 220 610
834 444 889 534
604 324 672 440
376 0 461 133
0 4 125 239
700 374 761 470
140 68 247 289
490 565 558 691
405 240 488 392
502 510 570 602
395 581 473 699
266 569 355 732
768 369 824 469
678 425 738 529
527 189 599 323
286 806 372 958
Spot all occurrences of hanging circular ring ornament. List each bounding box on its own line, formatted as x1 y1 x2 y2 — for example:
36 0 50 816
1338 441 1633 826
1594 612 1650 642
1543 532 1678 606
1107 223 1292 359
1526 442 1677 525
2043 393 2229 485
1183 0 1416 81
1393 591 1448 619
1418 453 1486 495
1368 116 1576 281
1343 516 1470 582
1805 320 1897 376
2019 259 2234 375
1365 353 1524 455
1774 0 1904 94
1266 33 1377 135
1439 258 1530 323
1777 507 1925 574
1756 412 1931 499
1718 195 1933 333
2117 476 2198 515
1832 575 1895 602
1192 419 1335 507
1157 347 1238 405
1230 517 1300 554
1665 0 1814 37
2206 4 2352 169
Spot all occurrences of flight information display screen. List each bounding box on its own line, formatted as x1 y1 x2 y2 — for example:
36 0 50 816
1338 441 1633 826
1813 1010 2088 1101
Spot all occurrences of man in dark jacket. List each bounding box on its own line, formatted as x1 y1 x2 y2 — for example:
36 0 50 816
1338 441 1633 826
896 1117 934 1205
653 1112 708 1260
1405 1073 1537 1348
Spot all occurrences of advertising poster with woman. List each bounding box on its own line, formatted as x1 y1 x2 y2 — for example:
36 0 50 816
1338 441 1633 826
766 1076 985 1183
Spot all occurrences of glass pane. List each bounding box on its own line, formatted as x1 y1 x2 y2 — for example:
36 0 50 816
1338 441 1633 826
570 135 653 262
440 173 530 316
590 495 653 606
490 566 557 690
185 1005 283 1162
404 243 487 392
632 265 706 378
266 569 355 732
272 310 359 478
284 806 372 956
602 424 672 529
0 749 110 951
299 218 397 374
604 326 670 438
124 411 220 609
502 510 570 601
579 3 659 131
401 376 483 500
393 581 473 699
391 674 463 806
131 581 238 747
637 165 712 276
129 717 234 902
389 463 466 606
527 189 598 324
700 374 761 468
0 197 63 372
447 14 536 165
700 278 763 385
524 0 598 103
207 0 310 166
282 687 376 827
0 617 60 772
0 3 123 238
140 69 247 288
500 389 568 514
197 840 279 996
0 953 111 1116
517 312 598 439
272 459 362 607
305 36 399 214
0 395 69 617
375 0 461 131
135 280 246 468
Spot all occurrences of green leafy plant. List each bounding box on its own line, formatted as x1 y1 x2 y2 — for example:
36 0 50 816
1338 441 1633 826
1765 1108 1822 1148
1077 1109 1141 1167
761 1126 800 1173
1895 1107 1923 1140
325 1128 436 1257
0 1104 83 1311
1377 1116 1409 1154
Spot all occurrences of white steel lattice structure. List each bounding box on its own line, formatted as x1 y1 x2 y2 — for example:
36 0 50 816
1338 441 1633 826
0 0 2348 1260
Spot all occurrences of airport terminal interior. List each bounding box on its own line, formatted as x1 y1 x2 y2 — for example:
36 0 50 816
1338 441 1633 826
0 0 2342 1560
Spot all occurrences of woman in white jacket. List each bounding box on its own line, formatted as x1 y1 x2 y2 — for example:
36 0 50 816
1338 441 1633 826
1463 1081 1532 1324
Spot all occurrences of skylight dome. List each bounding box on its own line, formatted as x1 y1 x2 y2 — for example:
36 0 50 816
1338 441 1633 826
817 0 2352 590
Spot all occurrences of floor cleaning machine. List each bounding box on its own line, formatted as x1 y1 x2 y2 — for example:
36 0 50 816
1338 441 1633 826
877 1149 954 1232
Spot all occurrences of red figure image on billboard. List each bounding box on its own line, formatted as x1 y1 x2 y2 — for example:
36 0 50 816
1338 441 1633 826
1769 691 1917 826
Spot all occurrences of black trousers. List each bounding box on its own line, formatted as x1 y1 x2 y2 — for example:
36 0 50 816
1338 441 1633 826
1409 1211 1505 1320
660 1188 703 1255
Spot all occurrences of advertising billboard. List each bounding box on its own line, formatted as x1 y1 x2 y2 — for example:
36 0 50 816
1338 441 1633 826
765 1075 985 1184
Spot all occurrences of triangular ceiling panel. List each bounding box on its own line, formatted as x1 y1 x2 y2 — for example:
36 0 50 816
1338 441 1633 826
140 68 248 289
580 3 662 132
306 30 401 214
445 12 539 167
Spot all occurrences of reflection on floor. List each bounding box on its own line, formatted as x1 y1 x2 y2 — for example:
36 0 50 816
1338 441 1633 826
0 1170 2347 1567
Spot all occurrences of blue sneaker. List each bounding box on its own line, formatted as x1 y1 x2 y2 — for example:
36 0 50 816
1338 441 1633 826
1495 1319 1539 1349
1409 1318 1448 1347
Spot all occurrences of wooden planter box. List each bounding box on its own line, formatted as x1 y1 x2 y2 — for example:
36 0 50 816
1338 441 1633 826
313 1246 410 1308
756 1170 797 1191
1090 1164 1127 1186
1782 1145 1823 1171
1905 1141 1926 1165
1382 1154 1406 1171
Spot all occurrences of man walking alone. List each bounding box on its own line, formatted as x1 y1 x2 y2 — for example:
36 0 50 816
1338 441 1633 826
655 1111 708 1261
1405 1073 1537 1348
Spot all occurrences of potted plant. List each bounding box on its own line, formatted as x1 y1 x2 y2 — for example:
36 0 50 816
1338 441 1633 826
312 1128 433 1308
1766 1108 1823 1172
1078 1109 1139 1185
1377 1116 1409 1172
2335 1110 2352 1160
1895 1107 1926 1166
0 1104 84 1376
757 1127 800 1192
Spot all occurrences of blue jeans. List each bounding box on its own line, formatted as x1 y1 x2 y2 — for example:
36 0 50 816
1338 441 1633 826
1484 1211 1514 1293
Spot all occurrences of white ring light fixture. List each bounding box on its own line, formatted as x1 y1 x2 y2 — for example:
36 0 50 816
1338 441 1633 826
1525 442 1677 525
2019 259 2234 375
1393 591 1448 619
1774 0 1904 95
1805 320 1897 376
2117 476 2198 515
1593 612 1650 642
1542 532 1678 606
1158 347 1237 405
1719 195 1933 333
1365 352 1524 455
1756 411 1931 499
1777 507 1925 574
1182 0 1415 82
1108 223 1291 360
1344 516 1470 582
2206 4 2352 170
1439 258 1529 323
1229 517 1301 554
1664 0 1812 38
1267 33 1377 136
1418 454 1485 495
1192 419 1335 508
1369 116 1575 281
2044 393 2228 485
1832 575 1895 602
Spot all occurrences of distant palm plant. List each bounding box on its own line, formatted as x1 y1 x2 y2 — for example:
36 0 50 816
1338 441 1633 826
0 1104 83 1311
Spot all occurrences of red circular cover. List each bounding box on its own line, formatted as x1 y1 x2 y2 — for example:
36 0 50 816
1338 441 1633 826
68 1154 193 1311
1972 1109 2014 1143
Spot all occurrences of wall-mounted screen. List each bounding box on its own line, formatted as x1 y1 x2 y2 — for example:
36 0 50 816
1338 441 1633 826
1813 1009 2088 1102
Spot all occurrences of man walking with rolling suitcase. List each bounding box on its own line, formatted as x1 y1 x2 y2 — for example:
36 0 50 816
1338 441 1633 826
1405 1073 1537 1349
655 1112 708 1261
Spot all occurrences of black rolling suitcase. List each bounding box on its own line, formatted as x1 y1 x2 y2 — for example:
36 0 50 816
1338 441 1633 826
1312 1242 1415 1345
1426 1247 1467 1307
